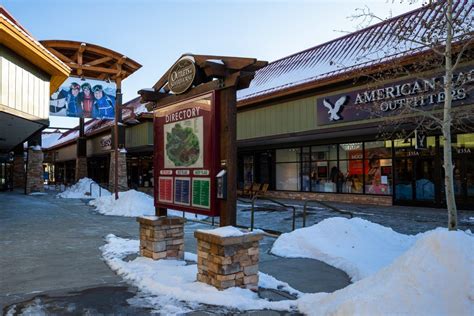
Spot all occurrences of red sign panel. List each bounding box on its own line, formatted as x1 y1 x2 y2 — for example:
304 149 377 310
154 92 220 216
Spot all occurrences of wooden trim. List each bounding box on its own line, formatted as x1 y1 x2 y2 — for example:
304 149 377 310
0 16 71 94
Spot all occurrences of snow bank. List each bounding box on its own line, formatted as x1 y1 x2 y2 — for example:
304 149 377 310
89 189 207 219
271 217 417 281
197 226 247 237
101 234 298 313
57 178 111 199
297 230 474 315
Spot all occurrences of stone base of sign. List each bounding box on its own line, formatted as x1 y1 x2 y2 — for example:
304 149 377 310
194 229 263 291
75 157 88 182
109 150 128 192
137 216 185 260
26 148 44 194
13 155 25 189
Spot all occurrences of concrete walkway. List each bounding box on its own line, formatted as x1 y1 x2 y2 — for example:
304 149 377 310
0 191 350 314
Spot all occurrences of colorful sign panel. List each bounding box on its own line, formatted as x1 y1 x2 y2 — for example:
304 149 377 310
154 92 220 216
50 77 116 119
317 67 474 125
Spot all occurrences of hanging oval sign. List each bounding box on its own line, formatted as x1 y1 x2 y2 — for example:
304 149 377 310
168 58 196 95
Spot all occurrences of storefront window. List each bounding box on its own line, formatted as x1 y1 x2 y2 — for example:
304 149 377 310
310 160 338 192
364 141 392 195
275 148 301 191
339 159 363 193
276 148 300 162
311 145 337 161
276 162 301 191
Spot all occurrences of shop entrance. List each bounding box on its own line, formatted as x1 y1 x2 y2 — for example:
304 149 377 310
452 154 474 208
394 156 438 205
87 156 109 187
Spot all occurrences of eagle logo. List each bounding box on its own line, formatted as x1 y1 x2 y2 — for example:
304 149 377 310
323 96 347 121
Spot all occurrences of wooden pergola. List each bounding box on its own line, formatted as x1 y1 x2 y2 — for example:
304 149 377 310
40 40 141 82
41 40 142 199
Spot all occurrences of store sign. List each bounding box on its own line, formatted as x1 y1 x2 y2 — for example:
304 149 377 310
317 67 474 125
415 130 427 150
50 77 116 119
100 135 112 150
154 92 220 216
168 57 196 95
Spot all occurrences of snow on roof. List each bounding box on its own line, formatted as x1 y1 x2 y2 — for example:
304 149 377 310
237 0 473 103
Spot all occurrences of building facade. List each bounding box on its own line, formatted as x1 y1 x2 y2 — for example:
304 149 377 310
0 6 70 193
43 1 473 209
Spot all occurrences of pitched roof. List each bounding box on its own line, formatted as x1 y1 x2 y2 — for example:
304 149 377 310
237 0 473 104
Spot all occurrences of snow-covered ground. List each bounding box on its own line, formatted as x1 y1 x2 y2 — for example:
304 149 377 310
57 178 111 199
101 219 473 315
296 229 473 315
101 234 299 314
272 217 417 281
89 189 207 220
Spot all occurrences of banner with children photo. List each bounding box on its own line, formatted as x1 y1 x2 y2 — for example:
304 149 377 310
49 77 116 119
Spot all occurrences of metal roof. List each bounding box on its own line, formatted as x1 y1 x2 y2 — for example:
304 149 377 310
237 0 473 104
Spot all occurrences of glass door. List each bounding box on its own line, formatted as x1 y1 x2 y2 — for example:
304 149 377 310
451 156 474 208
395 158 414 201
414 157 436 202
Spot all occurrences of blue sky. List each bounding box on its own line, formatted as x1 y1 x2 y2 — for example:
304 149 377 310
2 0 419 128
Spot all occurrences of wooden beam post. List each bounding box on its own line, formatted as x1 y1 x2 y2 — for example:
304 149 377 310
218 87 237 226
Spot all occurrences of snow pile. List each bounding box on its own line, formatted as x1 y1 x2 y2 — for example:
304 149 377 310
197 226 247 237
297 229 474 315
89 189 207 219
57 178 110 199
272 217 416 281
101 234 298 313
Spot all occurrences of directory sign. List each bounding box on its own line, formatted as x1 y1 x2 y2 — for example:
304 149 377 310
154 92 220 216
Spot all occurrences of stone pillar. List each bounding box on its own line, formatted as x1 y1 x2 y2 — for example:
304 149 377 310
109 150 128 192
12 155 25 189
137 216 185 260
75 157 88 181
26 147 44 194
194 228 263 291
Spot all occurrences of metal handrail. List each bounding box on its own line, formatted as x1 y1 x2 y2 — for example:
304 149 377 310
89 182 103 197
302 200 353 227
238 196 297 231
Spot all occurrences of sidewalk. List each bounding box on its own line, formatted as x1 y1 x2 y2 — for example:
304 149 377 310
0 190 349 314
2 190 471 314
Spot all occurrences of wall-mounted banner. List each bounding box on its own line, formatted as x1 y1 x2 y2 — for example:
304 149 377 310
317 67 474 125
154 92 220 216
50 77 116 119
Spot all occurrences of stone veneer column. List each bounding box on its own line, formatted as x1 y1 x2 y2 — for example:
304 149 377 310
108 150 128 192
12 155 25 189
194 228 263 291
75 157 88 181
25 147 44 194
137 216 185 260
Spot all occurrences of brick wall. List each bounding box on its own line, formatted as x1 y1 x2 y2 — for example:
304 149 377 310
263 190 392 206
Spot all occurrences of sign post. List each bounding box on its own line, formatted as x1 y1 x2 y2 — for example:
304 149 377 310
140 55 267 226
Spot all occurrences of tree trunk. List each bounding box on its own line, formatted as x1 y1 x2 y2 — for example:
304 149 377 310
443 0 457 230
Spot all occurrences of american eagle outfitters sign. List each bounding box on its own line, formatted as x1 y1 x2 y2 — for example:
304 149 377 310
317 67 474 125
